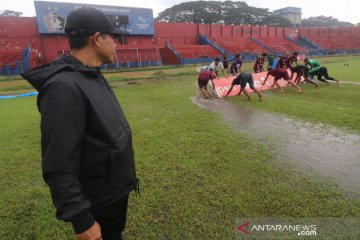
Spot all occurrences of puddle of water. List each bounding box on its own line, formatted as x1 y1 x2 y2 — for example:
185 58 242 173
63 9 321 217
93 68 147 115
341 81 360 85
191 96 360 196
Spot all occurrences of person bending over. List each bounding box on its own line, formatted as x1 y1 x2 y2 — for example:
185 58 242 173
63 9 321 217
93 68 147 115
290 65 319 88
224 72 263 101
308 66 340 85
263 67 302 93
198 68 216 99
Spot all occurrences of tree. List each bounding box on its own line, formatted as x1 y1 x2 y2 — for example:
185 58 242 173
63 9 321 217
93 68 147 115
156 1 292 27
0 10 23 17
301 16 353 27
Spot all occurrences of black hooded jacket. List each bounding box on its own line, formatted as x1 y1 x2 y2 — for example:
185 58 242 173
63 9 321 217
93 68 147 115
22 54 138 233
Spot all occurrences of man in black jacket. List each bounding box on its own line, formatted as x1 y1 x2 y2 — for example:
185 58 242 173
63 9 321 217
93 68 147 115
22 7 138 240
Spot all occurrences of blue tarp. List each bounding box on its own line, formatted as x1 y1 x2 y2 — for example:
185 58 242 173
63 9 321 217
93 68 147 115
0 92 38 99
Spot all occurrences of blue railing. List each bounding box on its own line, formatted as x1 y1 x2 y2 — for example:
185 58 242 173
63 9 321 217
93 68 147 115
299 36 326 53
165 41 181 57
0 43 32 76
285 36 323 55
199 35 230 57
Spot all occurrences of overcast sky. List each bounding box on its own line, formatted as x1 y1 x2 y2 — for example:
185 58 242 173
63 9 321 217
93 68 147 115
2 0 359 24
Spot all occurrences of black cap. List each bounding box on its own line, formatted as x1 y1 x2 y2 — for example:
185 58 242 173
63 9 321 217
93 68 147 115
65 7 128 37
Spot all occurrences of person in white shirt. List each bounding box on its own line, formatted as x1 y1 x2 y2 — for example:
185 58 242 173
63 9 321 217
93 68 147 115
209 57 227 78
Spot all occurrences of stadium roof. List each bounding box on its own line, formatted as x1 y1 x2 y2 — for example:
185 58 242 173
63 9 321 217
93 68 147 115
273 7 302 15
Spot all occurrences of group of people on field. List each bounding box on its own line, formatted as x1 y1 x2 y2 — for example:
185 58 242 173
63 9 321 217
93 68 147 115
198 51 340 101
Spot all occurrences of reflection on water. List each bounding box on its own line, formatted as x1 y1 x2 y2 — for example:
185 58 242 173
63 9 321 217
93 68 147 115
192 96 360 196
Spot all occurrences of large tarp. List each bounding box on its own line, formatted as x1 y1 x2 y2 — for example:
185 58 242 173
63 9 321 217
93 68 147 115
34 1 154 35
214 70 292 98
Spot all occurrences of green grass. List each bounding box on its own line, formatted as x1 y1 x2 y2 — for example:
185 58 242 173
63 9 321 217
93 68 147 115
1 64 360 239
313 55 360 82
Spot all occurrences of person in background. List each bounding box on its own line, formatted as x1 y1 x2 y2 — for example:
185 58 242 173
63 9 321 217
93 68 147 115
276 53 288 69
209 57 227 78
22 7 138 240
263 67 302 93
286 52 298 68
304 58 321 69
229 54 242 76
267 53 275 69
254 52 267 73
224 72 263 101
223 55 229 75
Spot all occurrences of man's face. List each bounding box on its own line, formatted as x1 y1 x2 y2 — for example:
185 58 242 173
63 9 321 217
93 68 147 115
96 33 117 64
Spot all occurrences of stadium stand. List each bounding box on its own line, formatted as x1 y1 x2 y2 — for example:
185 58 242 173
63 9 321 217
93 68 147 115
211 37 269 55
172 45 220 59
1 15 360 74
251 37 308 54
300 27 360 54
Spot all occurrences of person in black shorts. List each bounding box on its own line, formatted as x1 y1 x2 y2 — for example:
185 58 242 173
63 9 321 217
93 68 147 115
308 66 340 85
224 72 263 101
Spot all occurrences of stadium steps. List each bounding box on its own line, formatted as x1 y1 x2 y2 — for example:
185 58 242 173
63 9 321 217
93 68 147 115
299 36 326 54
199 35 230 57
249 37 276 53
285 36 322 55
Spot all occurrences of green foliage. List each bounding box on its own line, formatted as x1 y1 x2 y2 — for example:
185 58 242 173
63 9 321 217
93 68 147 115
301 16 354 27
156 1 293 27
0 10 22 17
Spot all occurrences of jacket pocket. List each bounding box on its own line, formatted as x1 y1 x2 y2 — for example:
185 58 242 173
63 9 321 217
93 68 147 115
80 150 109 178
108 147 136 195
79 150 110 200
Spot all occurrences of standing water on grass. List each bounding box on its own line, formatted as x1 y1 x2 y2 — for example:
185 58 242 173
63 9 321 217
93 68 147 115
191 96 360 196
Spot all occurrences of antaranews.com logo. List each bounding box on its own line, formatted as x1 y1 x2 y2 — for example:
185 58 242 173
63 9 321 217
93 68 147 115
235 217 360 240
237 222 317 238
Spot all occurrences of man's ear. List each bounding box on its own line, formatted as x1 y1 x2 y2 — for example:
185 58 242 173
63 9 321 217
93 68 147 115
91 32 102 47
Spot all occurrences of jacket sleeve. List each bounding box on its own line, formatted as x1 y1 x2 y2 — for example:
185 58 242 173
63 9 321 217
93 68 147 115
38 82 94 234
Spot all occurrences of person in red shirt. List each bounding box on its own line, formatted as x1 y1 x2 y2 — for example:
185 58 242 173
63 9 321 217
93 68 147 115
286 52 298 69
262 67 302 93
198 68 216 99
253 52 267 73
276 54 287 69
